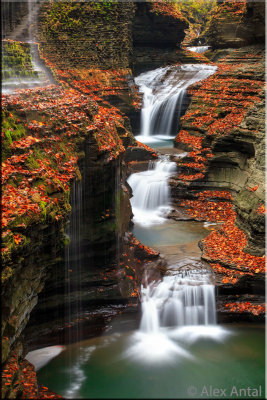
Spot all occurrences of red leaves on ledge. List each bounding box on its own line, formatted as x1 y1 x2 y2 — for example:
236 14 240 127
203 214 265 275
175 130 203 150
256 204 265 214
225 302 265 316
179 190 234 222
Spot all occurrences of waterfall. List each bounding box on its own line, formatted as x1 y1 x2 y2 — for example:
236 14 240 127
187 46 210 53
2 0 54 94
123 268 226 364
140 270 216 334
134 64 217 138
127 156 176 226
124 62 225 363
65 181 83 344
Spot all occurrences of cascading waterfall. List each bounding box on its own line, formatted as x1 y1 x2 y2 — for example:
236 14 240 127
125 267 228 364
187 46 210 53
140 270 216 335
125 62 226 363
134 64 217 139
127 156 176 226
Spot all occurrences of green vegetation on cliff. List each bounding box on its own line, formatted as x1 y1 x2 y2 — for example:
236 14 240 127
2 40 37 79
175 0 216 44
38 0 134 69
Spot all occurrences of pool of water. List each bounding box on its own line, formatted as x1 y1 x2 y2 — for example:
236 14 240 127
135 135 175 149
36 326 265 399
132 219 209 247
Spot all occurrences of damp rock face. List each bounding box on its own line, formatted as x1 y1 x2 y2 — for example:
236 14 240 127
132 2 188 48
38 1 135 70
2 41 36 80
205 0 265 49
1 1 29 40
170 1 265 321
132 2 189 74
1 2 190 397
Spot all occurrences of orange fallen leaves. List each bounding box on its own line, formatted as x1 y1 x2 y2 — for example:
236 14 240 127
248 185 259 192
225 302 265 316
211 262 251 284
203 214 265 274
150 1 186 21
179 190 234 222
256 204 265 214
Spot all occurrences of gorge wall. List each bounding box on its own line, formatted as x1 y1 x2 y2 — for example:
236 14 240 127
2 2 186 397
171 0 265 321
1 1 265 397
205 0 265 49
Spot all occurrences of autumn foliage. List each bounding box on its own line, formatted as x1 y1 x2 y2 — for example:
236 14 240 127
2 51 137 271
179 190 234 222
202 213 265 275
225 302 265 316
150 0 186 21
174 46 265 305
2 351 62 399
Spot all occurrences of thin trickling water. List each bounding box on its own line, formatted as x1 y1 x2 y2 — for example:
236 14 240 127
65 181 83 344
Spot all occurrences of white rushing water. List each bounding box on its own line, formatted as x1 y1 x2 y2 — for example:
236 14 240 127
127 156 176 226
187 46 210 53
140 270 216 334
125 269 230 364
134 64 216 140
125 62 229 364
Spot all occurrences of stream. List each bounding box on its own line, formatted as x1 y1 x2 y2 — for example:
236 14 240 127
26 63 265 398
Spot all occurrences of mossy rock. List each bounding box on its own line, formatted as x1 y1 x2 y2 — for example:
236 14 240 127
2 41 36 80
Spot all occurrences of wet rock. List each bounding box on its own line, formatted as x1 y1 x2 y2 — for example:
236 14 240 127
125 146 157 162
171 44 265 321
205 0 265 49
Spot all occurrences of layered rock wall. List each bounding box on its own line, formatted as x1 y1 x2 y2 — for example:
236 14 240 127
205 0 265 49
38 1 135 70
132 1 189 73
172 1 265 320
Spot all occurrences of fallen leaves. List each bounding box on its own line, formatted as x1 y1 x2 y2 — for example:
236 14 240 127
150 1 186 21
203 214 265 274
225 302 265 316
256 204 265 214
180 197 234 222
175 130 203 150
211 262 251 284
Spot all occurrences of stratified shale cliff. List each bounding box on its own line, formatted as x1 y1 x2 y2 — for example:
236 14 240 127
205 0 265 48
132 1 188 73
171 0 265 321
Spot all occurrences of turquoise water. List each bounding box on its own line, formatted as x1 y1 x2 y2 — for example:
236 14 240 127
37 326 265 399
135 135 175 149
36 141 264 399
132 219 209 247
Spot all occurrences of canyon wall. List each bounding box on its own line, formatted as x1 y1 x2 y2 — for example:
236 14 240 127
2 2 185 397
2 1 265 397
172 0 265 321
205 0 265 48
